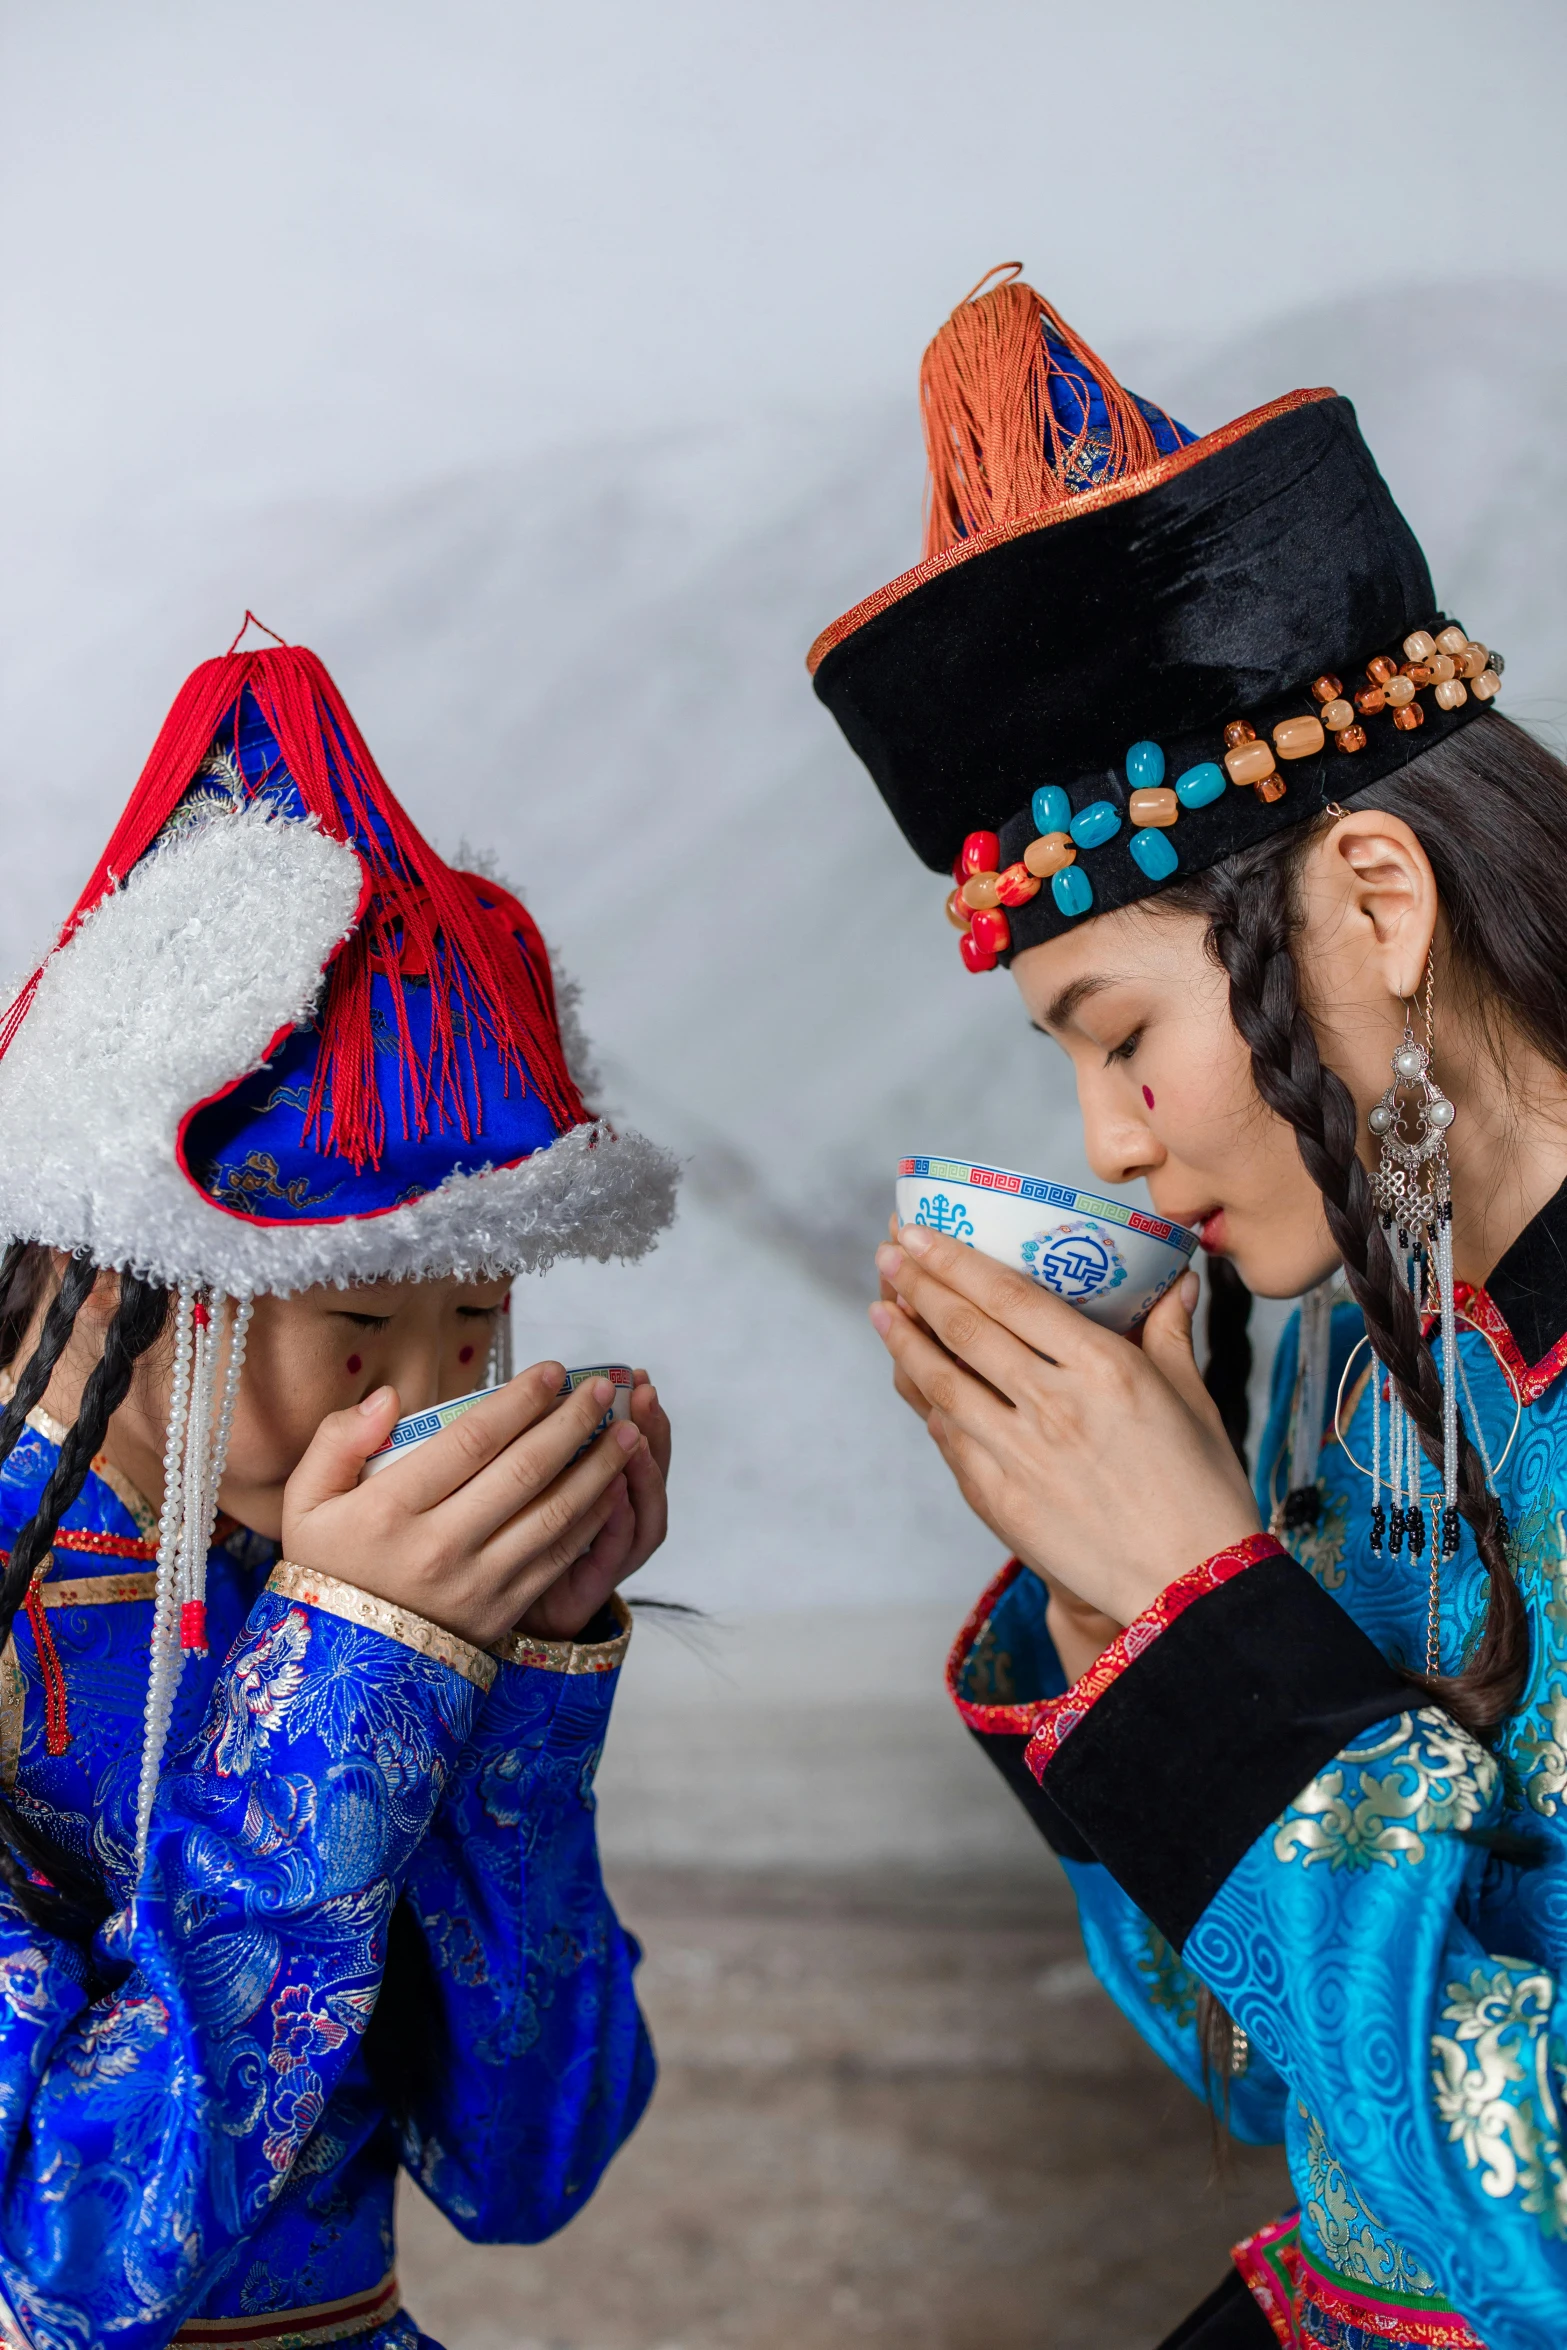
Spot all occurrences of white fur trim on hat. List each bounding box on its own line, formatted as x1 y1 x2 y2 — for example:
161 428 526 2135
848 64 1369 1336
0 802 678 1294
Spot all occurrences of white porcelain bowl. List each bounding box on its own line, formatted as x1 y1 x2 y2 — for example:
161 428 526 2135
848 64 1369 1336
894 1155 1196 1334
360 1365 633 1479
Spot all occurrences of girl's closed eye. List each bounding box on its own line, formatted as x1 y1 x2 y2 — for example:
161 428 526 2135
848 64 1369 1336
1105 1030 1142 1065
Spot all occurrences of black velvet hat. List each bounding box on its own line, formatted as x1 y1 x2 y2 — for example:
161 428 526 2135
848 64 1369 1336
809 269 1503 969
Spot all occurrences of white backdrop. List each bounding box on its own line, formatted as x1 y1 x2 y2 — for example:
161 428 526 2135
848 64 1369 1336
1 5 1564 1622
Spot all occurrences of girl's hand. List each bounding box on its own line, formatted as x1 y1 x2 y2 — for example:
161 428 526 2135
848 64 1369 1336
513 1371 671 1640
869 1226 1259 1626
281 1363 648 1649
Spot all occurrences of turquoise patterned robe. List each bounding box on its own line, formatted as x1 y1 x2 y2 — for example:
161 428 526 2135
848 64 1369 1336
951 1189 1567 2350
0 1415 653 2349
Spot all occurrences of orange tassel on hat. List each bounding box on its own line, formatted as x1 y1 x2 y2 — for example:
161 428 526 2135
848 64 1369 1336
919 264 1174 559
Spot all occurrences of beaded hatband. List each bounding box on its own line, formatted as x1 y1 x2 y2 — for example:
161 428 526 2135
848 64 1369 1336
949 623 1504 970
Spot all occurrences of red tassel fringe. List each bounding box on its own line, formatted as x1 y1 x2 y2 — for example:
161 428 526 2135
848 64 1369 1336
1 646 588 1173
21 1585 69 1755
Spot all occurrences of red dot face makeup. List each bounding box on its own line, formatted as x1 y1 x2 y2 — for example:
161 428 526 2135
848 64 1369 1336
346 1354 362 1376
459 1345 475 1366
1142 1086 1156 1110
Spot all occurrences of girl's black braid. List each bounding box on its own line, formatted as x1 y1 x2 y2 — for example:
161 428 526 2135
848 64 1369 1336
1203 852 1527 1733
0 1266 169 1939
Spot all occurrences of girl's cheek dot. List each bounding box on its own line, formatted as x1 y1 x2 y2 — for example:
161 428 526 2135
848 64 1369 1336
1142 1087 1155 1110
346 1354 363 1376
459 1344 475 1365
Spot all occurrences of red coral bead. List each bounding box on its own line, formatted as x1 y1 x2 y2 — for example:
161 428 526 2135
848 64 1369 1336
969 906 1011 955
959 931 998 973
961 829 1001 878
995 861 1042 907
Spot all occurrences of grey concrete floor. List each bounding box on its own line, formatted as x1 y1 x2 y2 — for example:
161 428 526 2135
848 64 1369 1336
398 1863 1290 2350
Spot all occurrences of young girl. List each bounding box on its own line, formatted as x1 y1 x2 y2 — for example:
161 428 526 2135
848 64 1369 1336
814 269 1565 2348
0 636 677 2348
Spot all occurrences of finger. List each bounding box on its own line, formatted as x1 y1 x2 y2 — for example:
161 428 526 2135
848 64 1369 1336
576 1474 638 1579
1141 1270 1242 1450
377 1360 571 1512
500 1479 630 1619
876 1244 1055 1406
415 1372 620 1536
894 1223 1094 1361
288 1386 402 1514
618 1429 668 1568
870 1295 1018 1457
630 1381 672 1480
475 1418 642 1575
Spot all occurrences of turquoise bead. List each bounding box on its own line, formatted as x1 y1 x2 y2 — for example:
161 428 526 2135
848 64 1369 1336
1069 799 1121 850
1031 785 1070 834
1125 739 1165 789
1174 760 1226 809
1129 826 1179 882
1052 864 1093 917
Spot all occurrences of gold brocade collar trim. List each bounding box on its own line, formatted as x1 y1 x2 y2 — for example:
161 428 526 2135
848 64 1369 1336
805 386 1337 675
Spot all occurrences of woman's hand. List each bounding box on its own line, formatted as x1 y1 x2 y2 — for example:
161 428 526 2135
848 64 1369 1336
869 1226 1259 1626
513 1371 671 1641
280 1363 651 1649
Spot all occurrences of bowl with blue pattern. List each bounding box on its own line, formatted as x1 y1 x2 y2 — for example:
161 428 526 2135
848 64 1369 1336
894 1156 1197 1333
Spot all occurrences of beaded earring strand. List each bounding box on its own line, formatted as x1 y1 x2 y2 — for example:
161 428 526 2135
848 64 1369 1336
1366 959 1460 1672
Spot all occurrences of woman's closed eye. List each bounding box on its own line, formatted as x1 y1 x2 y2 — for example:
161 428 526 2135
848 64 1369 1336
1105 1029 1143 1065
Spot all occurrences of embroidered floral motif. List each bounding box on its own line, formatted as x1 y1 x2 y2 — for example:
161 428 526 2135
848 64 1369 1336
1293 1489 1350 1594
1302 2106 1441 2297
1135 1924 1200 2030
1273 1711 1496 1872
207 1150 343 1215
1431 1963 1567 2236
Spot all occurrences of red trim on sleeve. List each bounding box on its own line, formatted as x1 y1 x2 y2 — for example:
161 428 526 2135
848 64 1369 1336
946 1559 1054 1735
1023 1533 1285 1784
1452 1281 1567 1405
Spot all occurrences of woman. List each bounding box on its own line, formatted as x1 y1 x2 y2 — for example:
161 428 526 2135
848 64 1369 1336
0 635 678 2347
812 269 1564 2347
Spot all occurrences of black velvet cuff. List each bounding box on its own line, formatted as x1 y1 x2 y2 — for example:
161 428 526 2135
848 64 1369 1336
967 1726 1098 1863
1041 1554 1410 1948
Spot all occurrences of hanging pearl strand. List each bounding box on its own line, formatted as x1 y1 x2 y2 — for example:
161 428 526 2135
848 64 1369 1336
136 1285 195 1872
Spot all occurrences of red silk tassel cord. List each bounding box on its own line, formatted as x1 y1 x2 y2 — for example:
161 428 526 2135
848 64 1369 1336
919 265 1176 561
0 646 587 1172
3 1530 159 1757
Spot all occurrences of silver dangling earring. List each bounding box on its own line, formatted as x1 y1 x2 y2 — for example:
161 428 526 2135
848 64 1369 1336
1367 956 1458 1669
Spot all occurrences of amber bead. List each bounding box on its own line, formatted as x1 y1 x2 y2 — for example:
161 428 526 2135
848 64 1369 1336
1433 677 1468 711
1335 723 1368 755
1384 675 1416 707
1471 669 1501 700
1254 774 1288 804
945 887 971 931
1367 654 1398 686
1225 739 1276 786
970 905 1011 955
1320 697 1355 731
961 871 1001 911
1392 701 1425 731
1456 643 1490 680
1400 662 1432 686
1354 686 1386 717
1426 653 1456 684
1435 626 1469 657
1310 674 1343 705
995 861 1042 907
1223 719 1256 749
1022 831 1076 878
1127 786 1178 828
1403 629 1437 663
1273 714 1326 760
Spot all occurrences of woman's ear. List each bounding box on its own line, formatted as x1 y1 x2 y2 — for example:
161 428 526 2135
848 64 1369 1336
1305 808 1439 1004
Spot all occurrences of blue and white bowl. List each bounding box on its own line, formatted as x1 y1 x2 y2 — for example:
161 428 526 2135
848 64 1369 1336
894 1155 1196 1334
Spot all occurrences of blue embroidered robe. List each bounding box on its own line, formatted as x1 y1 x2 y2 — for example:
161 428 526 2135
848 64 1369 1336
0 1423 653 2350
951 1191 1567 2350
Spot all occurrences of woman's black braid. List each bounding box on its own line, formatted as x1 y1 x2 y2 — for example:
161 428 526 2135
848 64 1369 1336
0 1258 169 1938
1201 848 1526 1733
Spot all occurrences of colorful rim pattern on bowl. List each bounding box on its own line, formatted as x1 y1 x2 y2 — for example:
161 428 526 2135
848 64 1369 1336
897 1157 1197 1256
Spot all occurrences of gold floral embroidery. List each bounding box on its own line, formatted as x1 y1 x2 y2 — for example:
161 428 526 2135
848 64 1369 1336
267 1562 496 1693
1273 1709 1496 1871
1517 1693 1567 1819
1292 1489 1349 1594
1135 1924 1200 2031
1299 2103 1441 2295
1431 1963 1567 2236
